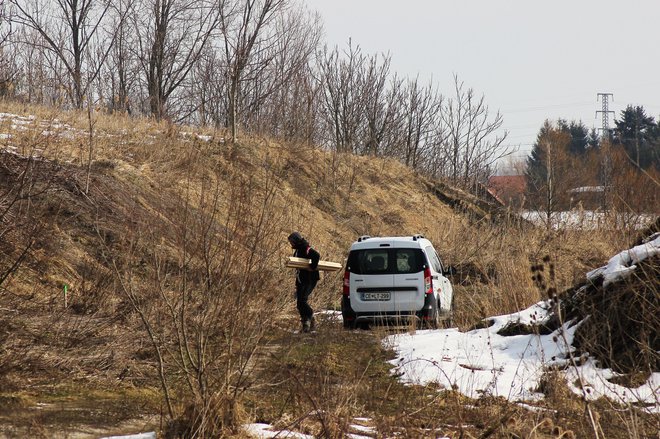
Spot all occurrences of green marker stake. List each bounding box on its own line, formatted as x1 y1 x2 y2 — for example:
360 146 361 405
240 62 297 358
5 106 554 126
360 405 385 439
64 284 68 308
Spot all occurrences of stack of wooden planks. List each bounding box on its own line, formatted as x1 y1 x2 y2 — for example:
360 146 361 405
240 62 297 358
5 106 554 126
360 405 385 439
286 256 342 272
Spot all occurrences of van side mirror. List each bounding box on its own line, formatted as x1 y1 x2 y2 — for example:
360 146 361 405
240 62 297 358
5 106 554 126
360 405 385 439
443 266 456 276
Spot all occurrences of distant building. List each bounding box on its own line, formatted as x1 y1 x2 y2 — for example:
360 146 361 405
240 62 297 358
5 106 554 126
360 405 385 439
567 186 604 210
487 175 527 209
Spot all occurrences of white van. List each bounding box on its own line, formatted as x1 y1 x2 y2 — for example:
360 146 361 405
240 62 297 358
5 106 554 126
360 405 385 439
341 235 454 329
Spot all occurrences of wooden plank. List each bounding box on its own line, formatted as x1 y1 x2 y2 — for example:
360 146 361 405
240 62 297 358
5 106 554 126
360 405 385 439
286 256 343 272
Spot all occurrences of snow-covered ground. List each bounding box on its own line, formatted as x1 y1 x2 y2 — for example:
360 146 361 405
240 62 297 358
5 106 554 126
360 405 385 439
385 304 659 412
521 210 655 230
386 233 660 413
244 419 382 439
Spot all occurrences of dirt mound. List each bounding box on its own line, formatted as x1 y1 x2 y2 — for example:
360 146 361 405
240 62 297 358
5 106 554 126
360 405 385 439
564 226 660 377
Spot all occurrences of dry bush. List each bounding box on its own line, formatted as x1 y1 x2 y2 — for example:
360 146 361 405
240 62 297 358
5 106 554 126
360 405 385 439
426 213 624 328
102 148 294 437
568 254 659 377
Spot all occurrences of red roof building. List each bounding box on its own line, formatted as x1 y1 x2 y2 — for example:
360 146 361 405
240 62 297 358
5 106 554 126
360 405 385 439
487 175 527 209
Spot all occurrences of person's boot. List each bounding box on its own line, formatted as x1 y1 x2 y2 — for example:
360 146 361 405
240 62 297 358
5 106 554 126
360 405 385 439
301 319 311 333
309 316 316 332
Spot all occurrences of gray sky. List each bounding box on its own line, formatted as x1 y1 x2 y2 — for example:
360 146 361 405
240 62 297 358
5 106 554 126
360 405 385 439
303 0 660 163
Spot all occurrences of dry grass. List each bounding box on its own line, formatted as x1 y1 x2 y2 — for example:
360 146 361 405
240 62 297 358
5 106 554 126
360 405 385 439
1 101 655 437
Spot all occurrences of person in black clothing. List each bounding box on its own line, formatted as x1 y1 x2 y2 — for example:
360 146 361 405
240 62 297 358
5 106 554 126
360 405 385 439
288 231 320 333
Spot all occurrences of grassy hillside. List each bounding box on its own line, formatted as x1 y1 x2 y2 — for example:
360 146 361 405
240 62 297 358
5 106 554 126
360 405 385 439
0 102 651 437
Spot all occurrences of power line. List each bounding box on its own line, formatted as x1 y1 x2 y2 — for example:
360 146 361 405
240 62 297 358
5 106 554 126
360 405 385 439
501 101 594 114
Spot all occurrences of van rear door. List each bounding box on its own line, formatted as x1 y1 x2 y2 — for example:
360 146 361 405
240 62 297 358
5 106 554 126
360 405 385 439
347 248 395 313
391 247 426 311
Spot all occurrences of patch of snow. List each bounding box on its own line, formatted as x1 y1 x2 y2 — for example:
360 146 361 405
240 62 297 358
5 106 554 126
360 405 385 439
317 310 342 321
243 423 313 438
587 234 660 286
567 186 604 193
516 402 556 413
565 360 660 412
385 302 573 402
521 210 654 230
244 416 380 438
180 131 213 142
385 288 659 412
350 423 376 433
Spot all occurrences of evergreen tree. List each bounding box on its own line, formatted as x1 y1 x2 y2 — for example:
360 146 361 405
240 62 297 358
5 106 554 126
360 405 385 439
527 119 593 194
613 105 659 169
557 119 592 155
587 128 600 149
526 121 552 195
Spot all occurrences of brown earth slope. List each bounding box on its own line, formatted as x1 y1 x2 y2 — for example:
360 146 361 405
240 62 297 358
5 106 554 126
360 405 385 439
0 105 489 437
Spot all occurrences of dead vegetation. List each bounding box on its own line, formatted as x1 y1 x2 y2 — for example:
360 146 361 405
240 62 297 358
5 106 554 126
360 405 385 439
0 103 657 437
567 247 660 380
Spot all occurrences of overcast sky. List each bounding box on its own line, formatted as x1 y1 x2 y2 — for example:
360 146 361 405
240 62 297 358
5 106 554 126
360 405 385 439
303 0 660 163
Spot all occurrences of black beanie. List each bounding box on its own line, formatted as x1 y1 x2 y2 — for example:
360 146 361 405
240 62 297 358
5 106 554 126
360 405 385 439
288 231 304 246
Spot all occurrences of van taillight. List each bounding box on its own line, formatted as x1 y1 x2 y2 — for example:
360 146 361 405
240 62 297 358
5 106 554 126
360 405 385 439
343 270 350 296
424 267 433 295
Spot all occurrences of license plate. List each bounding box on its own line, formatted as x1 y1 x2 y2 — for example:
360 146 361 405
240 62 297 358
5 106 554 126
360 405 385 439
362 292 391 301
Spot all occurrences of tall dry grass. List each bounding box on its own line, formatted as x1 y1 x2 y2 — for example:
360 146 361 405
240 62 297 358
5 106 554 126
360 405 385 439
426 214 629 327
2 101 654 437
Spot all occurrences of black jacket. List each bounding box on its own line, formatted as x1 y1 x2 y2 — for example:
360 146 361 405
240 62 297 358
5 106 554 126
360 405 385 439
293 241 320 284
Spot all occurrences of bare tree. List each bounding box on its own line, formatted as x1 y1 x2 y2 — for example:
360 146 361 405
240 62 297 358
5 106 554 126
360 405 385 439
133 0 218 119
218 0 288 142
239 4 322 141
360 53 401 157
317 42 367 153
397 77 442 169
181 2 322 142
0 2 11 46
526 121 583 228
182 45 225 125
101 0 138 113
0 1 18 97
440 75 509 189
10 0 116 108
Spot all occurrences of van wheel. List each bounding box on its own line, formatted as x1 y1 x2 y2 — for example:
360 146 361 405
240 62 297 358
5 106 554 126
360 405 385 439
418 312 440 330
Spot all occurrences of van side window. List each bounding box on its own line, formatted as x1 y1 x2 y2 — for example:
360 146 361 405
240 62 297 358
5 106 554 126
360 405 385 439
425 245 443 272
435 251 445 272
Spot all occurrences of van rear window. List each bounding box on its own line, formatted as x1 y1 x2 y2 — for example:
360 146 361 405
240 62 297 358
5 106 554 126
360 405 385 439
347 248 425 274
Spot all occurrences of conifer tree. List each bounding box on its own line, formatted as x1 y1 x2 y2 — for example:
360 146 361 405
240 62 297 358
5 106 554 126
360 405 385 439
613 105 659 169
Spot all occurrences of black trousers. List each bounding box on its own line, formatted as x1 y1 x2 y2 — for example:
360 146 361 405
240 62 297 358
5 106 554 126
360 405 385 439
295 279 317 322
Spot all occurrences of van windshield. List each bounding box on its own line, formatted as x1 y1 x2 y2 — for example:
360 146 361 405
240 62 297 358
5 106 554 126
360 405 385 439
347 248 426 275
